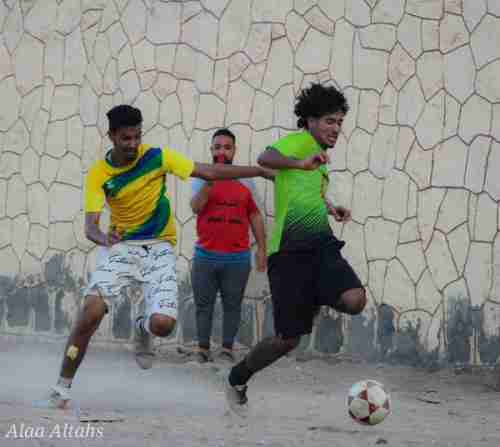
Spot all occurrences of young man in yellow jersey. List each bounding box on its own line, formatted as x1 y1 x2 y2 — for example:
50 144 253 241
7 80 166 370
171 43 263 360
44 105 268 409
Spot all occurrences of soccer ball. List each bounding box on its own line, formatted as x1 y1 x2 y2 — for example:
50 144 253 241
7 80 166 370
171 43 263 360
347 380 391 426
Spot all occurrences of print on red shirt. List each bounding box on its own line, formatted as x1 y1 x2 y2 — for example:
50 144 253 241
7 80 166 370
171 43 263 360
193 179 258 253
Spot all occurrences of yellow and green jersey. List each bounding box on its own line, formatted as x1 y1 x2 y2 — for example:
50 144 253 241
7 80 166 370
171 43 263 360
268 131 332 256
84 144 194 245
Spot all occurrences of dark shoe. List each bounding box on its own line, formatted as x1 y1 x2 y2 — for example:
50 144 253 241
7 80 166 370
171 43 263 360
224 372 248 418
34 385 72 410
196 350 213 364
218 349 236 364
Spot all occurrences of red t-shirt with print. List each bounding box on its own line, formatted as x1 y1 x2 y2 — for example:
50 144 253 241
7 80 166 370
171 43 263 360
195 179 258 253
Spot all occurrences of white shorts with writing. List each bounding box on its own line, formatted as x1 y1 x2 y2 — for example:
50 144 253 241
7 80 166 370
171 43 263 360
85 241 178 321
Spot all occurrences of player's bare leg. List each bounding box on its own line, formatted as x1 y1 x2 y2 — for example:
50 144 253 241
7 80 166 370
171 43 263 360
44 295 107 409
59 295 108 379
134 313 176 370
333 288 367 315
225 287 366 416
225 335 300 416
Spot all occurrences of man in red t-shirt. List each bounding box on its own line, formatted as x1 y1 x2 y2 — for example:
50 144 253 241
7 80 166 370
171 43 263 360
190 128 270 363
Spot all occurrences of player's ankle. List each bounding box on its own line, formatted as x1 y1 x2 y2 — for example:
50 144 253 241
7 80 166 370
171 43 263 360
229 361 252 387
135 316 147 334
57 376 73 389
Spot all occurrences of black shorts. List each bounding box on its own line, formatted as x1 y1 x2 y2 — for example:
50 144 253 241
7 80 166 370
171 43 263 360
267 238 363 339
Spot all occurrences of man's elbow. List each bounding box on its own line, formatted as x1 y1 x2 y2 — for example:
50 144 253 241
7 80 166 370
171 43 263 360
84 229 95 243
190 201 200 214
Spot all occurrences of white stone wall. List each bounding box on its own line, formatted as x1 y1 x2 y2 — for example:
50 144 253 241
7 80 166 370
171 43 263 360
0 0 500 358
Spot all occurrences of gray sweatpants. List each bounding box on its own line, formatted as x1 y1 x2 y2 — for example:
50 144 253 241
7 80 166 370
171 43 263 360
191 259 251 350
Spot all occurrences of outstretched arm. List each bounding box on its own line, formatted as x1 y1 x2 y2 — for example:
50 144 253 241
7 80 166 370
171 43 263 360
258 148 329 171
191 162 265 181
260 167 276 181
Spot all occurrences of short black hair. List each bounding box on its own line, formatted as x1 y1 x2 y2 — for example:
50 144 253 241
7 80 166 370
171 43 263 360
294 83 349 129
212 128 236 143
107 105 143 133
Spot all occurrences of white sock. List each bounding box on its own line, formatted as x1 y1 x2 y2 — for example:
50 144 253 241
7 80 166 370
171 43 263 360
57 377 72 389
137 316 152 335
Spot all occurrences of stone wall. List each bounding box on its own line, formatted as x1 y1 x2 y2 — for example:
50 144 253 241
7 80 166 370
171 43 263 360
1 0 500 366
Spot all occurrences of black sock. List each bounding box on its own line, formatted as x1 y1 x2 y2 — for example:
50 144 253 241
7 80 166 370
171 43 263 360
229 336 297 386
229 360 253 387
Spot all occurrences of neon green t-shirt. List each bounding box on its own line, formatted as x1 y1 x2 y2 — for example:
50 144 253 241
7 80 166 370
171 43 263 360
267 131 333 256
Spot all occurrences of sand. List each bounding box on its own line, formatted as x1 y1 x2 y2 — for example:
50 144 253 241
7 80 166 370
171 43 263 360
1 338 499 446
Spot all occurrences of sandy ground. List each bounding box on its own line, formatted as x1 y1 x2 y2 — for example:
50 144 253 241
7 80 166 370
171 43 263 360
1 338 500 447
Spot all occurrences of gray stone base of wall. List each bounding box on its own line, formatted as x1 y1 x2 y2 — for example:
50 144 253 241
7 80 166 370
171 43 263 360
1 254 500 367
2 288 500 369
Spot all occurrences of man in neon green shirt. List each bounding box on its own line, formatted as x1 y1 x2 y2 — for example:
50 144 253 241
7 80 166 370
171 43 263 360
225 83 367 416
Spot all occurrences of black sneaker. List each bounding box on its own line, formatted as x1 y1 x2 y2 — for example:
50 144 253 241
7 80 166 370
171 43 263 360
218 349 236 364
196 350 213 364
224 373 248 417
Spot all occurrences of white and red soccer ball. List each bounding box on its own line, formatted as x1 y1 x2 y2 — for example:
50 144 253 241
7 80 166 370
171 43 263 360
347 380 391 426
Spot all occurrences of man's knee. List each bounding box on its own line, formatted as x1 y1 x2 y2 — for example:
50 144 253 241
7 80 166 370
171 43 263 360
277 335 301 353
339 288 367 315
149 314 176 337
81 295 107 329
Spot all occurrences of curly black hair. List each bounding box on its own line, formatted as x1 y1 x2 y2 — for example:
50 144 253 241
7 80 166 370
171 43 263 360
294 83 349 129
107 105 143 133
